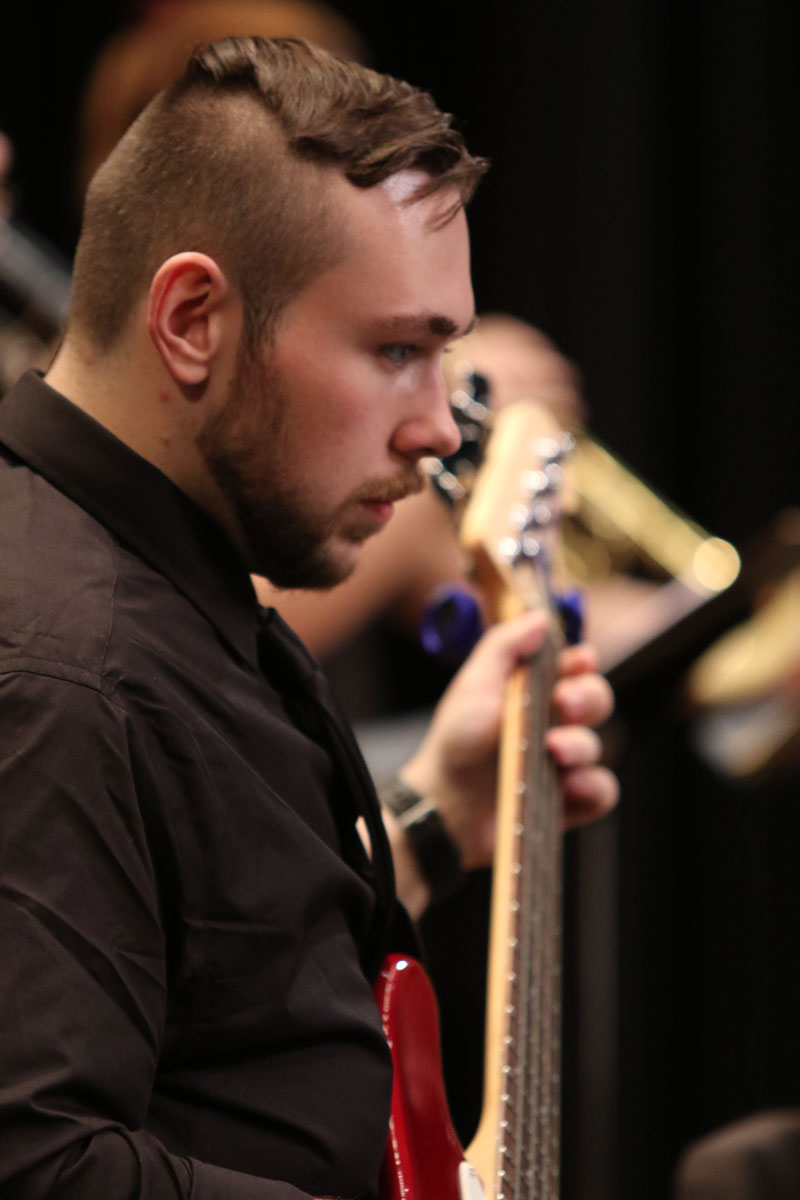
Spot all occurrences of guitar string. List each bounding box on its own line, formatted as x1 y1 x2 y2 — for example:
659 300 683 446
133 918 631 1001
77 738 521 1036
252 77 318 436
524 634 562 1200
545 636 564 1200
499 448 567 1200
542 653 562 1200
495 725 519 1200
512 652 549 1200
499 675 543 1200
548 735 563 1200
518 688 538 1200
506 691 532 1200
528 682 545 1200
540 521 564 1200
527 677 544 1200
543 635 557 1200
540 505 566 1200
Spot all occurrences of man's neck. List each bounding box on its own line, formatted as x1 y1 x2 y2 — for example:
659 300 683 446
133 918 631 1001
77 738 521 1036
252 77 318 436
45 334 249 564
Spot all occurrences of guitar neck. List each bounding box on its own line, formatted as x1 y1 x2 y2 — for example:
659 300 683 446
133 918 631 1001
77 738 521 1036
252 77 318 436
455 398 572 1200
375 399 573 1200
468 626 563 1200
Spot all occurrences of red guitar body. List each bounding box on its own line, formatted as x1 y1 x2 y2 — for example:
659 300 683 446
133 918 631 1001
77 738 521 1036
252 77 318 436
374 954 469 1200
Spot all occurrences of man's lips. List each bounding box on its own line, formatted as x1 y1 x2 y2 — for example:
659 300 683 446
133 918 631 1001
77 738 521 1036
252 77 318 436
348 467 426 529
360 498 396 524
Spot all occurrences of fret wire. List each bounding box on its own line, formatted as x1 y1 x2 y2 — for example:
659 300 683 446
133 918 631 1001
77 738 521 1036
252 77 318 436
518 655 541 1199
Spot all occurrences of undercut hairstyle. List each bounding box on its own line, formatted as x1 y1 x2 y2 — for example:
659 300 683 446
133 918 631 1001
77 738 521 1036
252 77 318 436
69 36 488 353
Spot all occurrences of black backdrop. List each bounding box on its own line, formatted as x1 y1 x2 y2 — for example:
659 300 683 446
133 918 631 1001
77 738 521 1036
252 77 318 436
1 2 798 1196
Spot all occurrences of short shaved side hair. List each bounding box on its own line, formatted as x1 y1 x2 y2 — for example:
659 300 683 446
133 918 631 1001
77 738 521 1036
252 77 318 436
69 36 488 353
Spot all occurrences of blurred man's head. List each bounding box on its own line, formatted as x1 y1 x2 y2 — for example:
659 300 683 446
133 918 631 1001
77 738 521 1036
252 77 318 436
446 313 587 430
77 0 371 196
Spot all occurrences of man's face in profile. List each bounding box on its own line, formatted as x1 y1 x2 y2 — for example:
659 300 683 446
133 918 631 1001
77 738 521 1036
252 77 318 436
197 171 474 589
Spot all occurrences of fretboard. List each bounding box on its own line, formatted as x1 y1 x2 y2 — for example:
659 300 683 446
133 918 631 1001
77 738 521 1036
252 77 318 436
467 630 563 1200
459 398 572 1200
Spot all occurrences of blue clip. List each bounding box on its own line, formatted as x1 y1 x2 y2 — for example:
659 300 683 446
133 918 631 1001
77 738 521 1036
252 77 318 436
556 588 584 645
420 586 484 663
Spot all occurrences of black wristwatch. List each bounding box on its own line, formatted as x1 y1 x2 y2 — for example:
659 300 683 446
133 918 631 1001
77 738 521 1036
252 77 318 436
379 778 464 906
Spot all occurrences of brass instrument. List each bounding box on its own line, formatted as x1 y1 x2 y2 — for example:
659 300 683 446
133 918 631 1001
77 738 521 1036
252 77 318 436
565 435 740 596
556 434 740 678
687 556 800 779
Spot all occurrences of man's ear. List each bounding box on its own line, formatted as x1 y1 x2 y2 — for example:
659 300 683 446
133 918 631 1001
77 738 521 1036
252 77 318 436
147 253 234 387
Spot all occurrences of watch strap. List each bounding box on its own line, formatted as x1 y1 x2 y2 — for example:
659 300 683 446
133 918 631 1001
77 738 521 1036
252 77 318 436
379 778 464 905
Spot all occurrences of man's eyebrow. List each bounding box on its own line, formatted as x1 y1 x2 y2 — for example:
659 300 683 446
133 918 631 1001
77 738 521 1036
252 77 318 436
373 313 477 340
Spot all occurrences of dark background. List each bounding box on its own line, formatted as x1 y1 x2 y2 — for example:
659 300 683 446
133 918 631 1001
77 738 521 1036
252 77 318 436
1 2 797 1196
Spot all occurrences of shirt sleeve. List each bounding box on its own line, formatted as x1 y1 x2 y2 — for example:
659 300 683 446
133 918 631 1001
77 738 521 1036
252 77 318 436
0 667 312 1200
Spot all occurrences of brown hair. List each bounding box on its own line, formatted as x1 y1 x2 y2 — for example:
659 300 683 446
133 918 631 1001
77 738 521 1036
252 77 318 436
69 36 487 352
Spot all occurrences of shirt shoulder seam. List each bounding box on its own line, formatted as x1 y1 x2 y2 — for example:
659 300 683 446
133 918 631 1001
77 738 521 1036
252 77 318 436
0 656 123 705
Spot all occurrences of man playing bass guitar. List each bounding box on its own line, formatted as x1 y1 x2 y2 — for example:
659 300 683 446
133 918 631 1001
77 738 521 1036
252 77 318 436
0 36 616 1199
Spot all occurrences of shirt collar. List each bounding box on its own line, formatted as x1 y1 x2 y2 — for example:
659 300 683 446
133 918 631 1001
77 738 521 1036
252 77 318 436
0 370 261 670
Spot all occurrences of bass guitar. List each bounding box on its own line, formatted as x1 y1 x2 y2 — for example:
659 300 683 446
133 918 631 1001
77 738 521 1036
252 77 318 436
375 399 575 1200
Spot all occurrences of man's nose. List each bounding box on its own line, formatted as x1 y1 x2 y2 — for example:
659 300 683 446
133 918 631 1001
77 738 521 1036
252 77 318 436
391 373 462 461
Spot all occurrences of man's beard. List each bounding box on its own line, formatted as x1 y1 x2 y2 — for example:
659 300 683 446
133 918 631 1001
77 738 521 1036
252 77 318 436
196 342 423 590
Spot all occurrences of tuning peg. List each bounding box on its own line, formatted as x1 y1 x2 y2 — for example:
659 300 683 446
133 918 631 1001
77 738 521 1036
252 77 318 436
521 459 567 499
534 431 575 466
524 501 555 532
450 390 491 427
450 369 492 429
423 457 467 502
517 533 545 565
521 468 552 498
499 531 546 568
425 370 494 507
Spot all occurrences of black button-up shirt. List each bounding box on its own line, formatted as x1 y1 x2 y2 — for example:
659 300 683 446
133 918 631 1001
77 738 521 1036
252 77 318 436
0 372 398 1199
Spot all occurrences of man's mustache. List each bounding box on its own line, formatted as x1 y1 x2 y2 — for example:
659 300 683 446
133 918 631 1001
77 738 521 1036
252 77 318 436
352 467 426 506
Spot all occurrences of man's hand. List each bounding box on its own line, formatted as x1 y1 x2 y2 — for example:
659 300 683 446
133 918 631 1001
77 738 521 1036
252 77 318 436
390 611 618 916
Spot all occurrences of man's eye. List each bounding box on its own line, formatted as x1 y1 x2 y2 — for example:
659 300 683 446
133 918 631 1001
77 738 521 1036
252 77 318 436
381 343 418 366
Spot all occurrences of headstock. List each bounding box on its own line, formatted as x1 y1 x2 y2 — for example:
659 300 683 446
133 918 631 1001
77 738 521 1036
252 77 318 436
459 399 575 626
